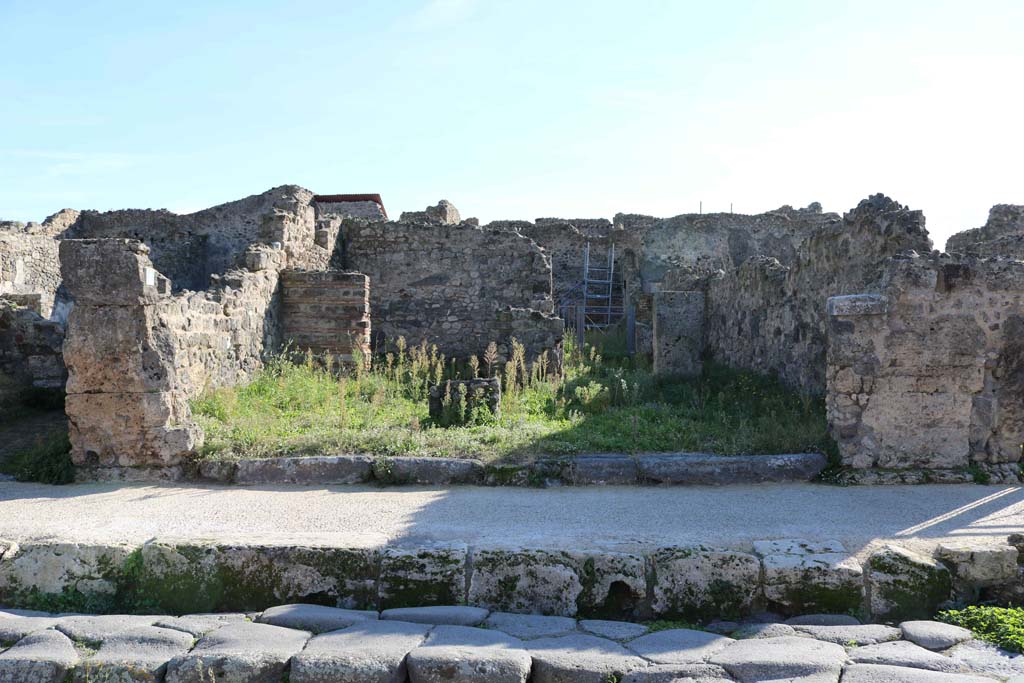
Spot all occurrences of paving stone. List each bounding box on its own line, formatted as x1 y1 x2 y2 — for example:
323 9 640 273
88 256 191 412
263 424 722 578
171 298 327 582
72 625 195 682
900 621 974 650
792 624 902 646
621 662 734 682
484 612 577 639
407 624 530 683
154 613 250 637
55 614 163 643
627 628 734 664
0 617 59 644
378 544 468 609
650 546 761 621
579 619 648 641
943 639 1024 679
705 620 739 635
709 636 847 682
785 614 861 626
381 605 488 626
849 640 967 673
291 619 431 683
0 629 79 683
867 545 952 622
165 621 311 683
257 603 377 633
529 633 650 683
732 622 797 639
840 663 997 682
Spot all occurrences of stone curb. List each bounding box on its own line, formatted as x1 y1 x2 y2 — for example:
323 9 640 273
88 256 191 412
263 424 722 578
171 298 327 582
0 534 1018 623
191 452 828 487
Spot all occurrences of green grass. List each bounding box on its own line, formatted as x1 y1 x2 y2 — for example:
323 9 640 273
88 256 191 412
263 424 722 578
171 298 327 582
192 337 833 464
0 428 74 485
938 606 1024 653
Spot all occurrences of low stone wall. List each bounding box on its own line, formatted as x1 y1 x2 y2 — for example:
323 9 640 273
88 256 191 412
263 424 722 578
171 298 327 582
60 239 287 474
0 535 1018 623
339 216 564 370
827 254 1024 475
706 195 933 394
280 270 371 364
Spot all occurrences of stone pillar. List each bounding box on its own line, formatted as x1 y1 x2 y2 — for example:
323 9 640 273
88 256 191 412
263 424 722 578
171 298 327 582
652 291 704 377
60 239 201 473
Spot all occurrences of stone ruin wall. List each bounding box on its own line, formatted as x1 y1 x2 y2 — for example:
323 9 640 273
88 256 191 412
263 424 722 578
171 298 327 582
705 195 933 394
827 255 1024 479
946 204 1024 260
337 212 565 371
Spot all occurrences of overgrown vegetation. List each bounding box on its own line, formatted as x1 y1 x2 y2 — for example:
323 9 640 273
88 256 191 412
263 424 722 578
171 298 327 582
938 606 1024 654
0 428 75 485
193 334 833 463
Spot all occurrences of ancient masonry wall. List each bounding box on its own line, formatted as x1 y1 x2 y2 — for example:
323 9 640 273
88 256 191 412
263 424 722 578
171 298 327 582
0 229 64 318
339 216 564 369
705 195 933 394
280 270 372 364
946 204 1024 259
60 238 288 474
0 301 65 409
827 255 1024 476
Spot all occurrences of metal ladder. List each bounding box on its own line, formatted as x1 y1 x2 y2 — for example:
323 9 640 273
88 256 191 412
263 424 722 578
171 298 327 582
582 242 618 328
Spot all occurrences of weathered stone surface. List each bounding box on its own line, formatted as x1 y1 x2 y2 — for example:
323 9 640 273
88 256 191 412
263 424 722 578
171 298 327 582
650 546 761 620
56 614 163 643
381 606 487 627
759 538 863 614
467 548 582 616
900 621 974 651
483 612 577 640
792 624 902 646
0 617 60 644
627 628 734 664
373 457 485 485
72 625 195 682
944 640 1024 679
378 544 467 609
841 663 996 682
638 453 827 485
233 455 374 485
258 604 377 633
566 455 638 485
732 622 796 639
849 640 967 673
576 550 648 619
653 290 704 377
291 620 430 683
0 541 135 607
620 662 734 682
785 613 861 626
165 621 310 683
406 625 531 683
136 542 380 613
0 629 79 683
154 613 250 637
529 633 649 683
867 545 952 621
579 619 648 641
709 636 847 682
936 543 1020 588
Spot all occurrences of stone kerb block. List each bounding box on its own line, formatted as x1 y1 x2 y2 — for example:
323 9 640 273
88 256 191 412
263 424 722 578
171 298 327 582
653 290 704 377
755 539 864 615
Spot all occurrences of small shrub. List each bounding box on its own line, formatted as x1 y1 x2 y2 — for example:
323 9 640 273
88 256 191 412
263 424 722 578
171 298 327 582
938 606 1024 653
0 430 75 485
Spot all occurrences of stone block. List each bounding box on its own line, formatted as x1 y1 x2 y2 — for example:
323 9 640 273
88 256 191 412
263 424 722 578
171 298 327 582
380 606 488 627
935 543 1019 588
626 628 734 664
373 456 484 485
867 545 952 621
0 541 135 609
233 455 374 485
165 622 310 683
650 546 762 620
638 452 827 485
653 290 704 377
0 629 79 683
483 613 577 640
528 633 649 683
257 604 377 633
827 294 890 317
406 625 530 683
757 538 864 615
291 620 431 683
708 635 847 682
378 544 468 609
467 548 583 616
72 625 195 682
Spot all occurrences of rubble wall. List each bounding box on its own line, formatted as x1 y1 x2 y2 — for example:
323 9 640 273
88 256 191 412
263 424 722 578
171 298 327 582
0 301 65 409
827 255 1024 474
705 195 933 393
280 270 371 364
946 204 1024 259
0 231 63 319
339 218 564 368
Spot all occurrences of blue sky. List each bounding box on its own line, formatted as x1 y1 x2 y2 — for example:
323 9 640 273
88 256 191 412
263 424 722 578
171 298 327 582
2 0 1022 246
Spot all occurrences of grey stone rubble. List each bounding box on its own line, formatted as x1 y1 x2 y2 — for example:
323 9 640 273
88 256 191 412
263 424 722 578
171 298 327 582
4 606 1013 682
0 535 1019 624
199 451 829 487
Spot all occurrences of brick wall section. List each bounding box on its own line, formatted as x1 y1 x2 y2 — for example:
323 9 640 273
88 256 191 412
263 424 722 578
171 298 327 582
827 255 1024 474
280 270 371 364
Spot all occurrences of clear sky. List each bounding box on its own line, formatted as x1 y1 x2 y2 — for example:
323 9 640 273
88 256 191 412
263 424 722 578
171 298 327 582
2 0 1022 247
